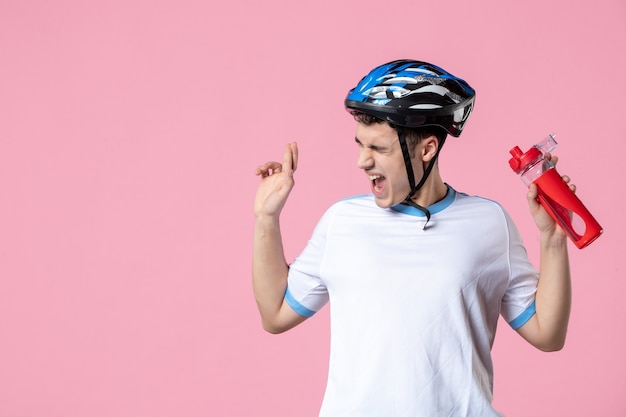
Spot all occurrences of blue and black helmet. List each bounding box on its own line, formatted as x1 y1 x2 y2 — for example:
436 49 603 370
345 60 476 137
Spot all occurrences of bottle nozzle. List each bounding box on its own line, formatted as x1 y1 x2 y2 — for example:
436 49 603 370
508 146 523 172
509 145 542 174
509 146 523 159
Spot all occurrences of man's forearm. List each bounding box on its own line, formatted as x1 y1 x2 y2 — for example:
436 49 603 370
252 215 290 324
534 233 572 351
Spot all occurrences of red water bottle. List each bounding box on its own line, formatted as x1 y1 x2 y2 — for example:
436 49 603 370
509 134 603 249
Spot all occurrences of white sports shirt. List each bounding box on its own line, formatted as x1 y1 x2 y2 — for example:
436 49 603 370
286 186 538 417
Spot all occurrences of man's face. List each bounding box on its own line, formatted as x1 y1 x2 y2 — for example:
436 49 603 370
355 122 421 208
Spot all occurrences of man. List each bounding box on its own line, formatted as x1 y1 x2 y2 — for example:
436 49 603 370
252 60 571 416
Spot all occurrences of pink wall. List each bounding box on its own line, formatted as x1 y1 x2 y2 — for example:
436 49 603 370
1 0 624 415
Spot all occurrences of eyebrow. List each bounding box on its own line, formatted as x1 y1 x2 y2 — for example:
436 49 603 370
355 137 388 151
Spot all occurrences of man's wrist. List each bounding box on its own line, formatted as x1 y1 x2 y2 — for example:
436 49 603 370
541 230 568 249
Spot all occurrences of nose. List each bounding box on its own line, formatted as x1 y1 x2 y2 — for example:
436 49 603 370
357 147 374 170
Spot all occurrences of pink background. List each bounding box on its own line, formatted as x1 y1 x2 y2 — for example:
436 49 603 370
1 0 624 416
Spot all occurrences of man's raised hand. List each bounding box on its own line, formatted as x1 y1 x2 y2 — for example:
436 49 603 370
254 142 299 219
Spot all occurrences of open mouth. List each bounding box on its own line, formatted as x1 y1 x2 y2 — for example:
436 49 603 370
368 174 385 194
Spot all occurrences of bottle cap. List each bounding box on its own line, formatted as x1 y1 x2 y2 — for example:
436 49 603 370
509 146 541 174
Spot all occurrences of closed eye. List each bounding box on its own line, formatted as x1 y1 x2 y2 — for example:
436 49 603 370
354 137 389 153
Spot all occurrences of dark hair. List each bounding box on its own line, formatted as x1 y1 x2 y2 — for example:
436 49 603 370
351 111 447 157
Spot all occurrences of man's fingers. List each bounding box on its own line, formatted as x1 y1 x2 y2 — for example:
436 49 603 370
544 152 559 166
255 161 282 177
256 143 298 178
282 142 298 175
527 183 538 199
291 142 298 173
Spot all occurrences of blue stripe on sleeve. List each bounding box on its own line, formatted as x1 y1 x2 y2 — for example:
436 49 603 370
509 300 536 330
285 288 316 318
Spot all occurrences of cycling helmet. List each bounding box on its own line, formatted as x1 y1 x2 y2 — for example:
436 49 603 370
345 60 476 227
345 59 475 136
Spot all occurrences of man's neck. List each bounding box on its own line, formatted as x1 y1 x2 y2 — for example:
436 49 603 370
409 177 448 208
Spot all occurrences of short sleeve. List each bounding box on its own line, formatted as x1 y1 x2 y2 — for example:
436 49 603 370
285 208 332 317
500 211 540 329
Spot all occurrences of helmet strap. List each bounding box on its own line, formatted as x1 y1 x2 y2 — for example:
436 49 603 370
397 128 446 229
397 127 416 191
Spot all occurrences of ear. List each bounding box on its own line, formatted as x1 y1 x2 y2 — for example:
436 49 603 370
419 135 440 162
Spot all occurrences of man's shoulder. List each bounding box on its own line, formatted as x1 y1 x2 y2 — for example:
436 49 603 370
447 190 510 220
329 194 376 210
319 194 385 222
453 189 504 208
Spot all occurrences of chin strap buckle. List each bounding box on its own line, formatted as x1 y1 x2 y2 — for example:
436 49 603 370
404 198 431 230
